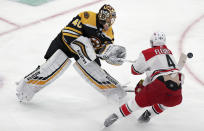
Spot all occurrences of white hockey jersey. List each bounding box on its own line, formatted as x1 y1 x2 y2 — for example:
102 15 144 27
131 45 179 85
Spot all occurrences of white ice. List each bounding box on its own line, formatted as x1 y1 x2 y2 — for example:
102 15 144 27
0 0 204 131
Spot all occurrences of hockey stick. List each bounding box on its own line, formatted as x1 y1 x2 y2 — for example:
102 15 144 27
96 54 136 63
177 53 187 71
124 89 135 92
121 59 136 63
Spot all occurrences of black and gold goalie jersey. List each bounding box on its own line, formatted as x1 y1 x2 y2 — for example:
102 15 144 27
60 11 114 58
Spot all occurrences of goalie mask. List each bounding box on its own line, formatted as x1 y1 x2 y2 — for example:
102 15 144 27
98 4 116 31
150 32 166 47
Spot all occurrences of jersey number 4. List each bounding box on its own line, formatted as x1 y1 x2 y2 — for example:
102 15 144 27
166 54 176 68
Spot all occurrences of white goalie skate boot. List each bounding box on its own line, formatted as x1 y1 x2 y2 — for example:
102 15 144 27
16 80 39 102
138 110 151 123
104 113 119 127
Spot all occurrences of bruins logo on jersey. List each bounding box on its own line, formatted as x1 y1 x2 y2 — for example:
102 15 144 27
84 11 90 19
90 37 102 49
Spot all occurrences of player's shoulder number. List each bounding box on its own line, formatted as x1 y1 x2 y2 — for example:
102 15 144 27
72 19 82 28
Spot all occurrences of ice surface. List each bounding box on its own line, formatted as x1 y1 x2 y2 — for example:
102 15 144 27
0 0 204 131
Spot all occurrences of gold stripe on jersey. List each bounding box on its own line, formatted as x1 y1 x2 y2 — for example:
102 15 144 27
62 35 77 54
63 33 79 38
26 59 70 85
64 27 82 35
76 62 117 89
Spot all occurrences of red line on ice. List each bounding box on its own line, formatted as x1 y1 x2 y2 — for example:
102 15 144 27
179 14 204 86
0 17 20 27
0 0 105 37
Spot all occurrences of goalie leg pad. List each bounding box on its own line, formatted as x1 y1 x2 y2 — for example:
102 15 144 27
73 59 126 101
16 49 71 102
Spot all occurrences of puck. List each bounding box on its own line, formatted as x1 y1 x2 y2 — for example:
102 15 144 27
187 52 193 58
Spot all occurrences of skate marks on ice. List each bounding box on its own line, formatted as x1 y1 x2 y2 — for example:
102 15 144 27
100 113 154 131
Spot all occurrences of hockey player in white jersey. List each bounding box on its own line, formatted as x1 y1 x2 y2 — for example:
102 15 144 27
16 4 127 103
104 32 185 127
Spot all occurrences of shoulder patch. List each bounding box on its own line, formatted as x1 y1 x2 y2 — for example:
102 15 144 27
84 11 90 19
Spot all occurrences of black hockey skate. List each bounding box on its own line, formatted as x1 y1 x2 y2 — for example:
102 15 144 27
138 110 151 123
104 113 119 127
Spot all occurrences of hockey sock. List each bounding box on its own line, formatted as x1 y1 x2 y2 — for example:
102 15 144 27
148 104 166 118
117 99 142 118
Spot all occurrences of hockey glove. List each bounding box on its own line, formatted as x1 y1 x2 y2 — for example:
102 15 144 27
98 44 126 65
135 79 144 95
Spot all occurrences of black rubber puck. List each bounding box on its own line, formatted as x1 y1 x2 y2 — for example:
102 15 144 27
187 52 193 58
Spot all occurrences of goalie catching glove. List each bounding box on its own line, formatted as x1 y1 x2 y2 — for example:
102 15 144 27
98 44 126 65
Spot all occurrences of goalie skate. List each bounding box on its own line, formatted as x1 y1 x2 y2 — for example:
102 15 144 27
104 113 119 127
16 79 40 102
